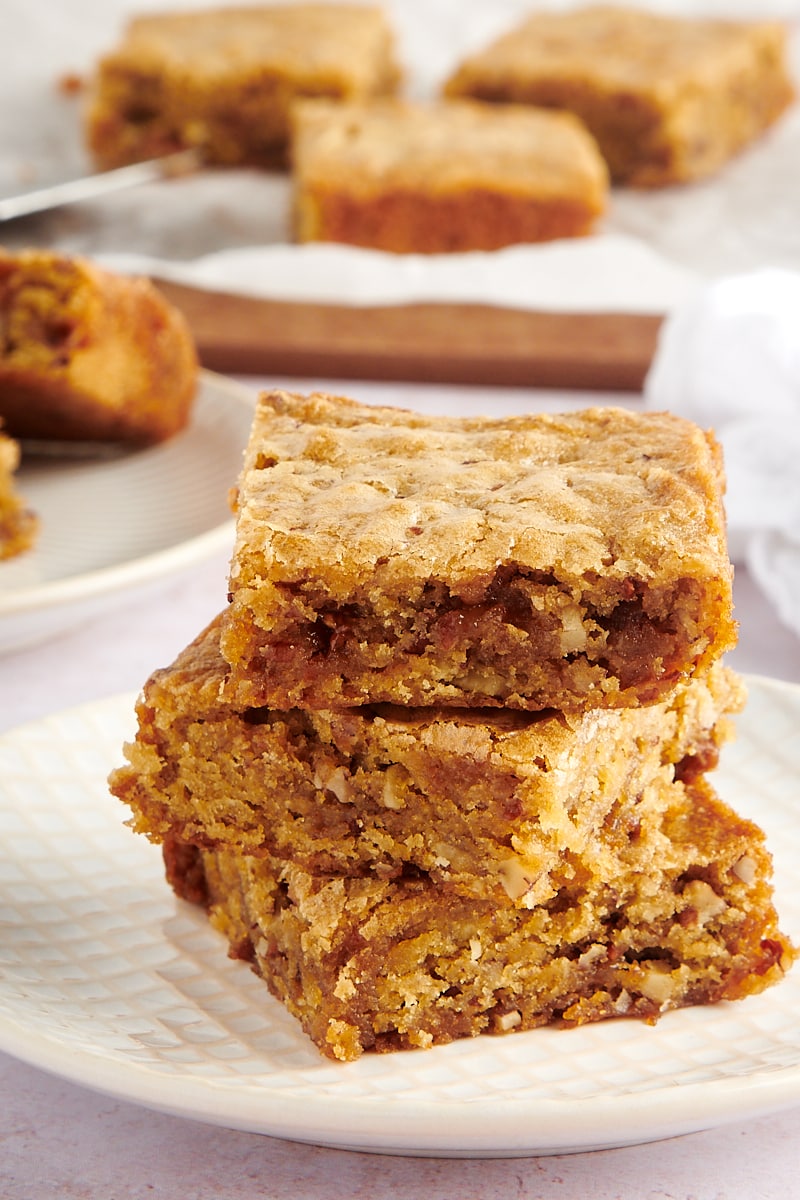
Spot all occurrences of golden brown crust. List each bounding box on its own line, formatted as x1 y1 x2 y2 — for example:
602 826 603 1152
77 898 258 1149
0 248 198 445
221 390 736 711
444 5 795 186
291 99 608 251
86 5 401 169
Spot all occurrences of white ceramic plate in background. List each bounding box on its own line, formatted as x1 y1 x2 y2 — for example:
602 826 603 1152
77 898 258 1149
0 371 255 653
0 676 798 1158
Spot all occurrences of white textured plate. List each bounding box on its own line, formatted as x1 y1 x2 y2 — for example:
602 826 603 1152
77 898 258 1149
0 675 799 1158
0 371 254 653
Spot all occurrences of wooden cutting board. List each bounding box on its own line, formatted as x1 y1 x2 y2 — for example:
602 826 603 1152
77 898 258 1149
154 279 662 392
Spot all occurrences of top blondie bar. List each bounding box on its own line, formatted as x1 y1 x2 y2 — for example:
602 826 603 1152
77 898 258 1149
221 392 736 711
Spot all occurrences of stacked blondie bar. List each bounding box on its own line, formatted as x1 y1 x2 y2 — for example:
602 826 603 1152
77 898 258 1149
110 392 794 1061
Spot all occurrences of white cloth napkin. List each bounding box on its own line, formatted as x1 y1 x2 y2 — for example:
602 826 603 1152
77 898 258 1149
644 269 800 639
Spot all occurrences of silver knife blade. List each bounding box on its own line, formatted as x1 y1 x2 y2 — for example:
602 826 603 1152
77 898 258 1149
0 148 203 223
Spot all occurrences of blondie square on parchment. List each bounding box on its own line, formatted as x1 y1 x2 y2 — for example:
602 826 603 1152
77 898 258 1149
86 4 400 169
290 98 608 252
444 5 794 186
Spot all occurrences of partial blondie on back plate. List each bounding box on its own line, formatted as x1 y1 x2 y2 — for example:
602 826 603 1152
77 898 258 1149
0 249 198 446
0 426 37 559
221 391 736 712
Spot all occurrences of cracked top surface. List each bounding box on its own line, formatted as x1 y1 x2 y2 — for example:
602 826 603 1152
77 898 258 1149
229 390 731 603
98 4 398 86
291 99 608 200
444 5 790 98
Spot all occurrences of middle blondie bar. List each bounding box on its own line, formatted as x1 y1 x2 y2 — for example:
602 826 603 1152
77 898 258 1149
221 391 736 712
110 616 745 907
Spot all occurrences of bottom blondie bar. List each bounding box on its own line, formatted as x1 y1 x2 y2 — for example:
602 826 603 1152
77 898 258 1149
166 775 793 1061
